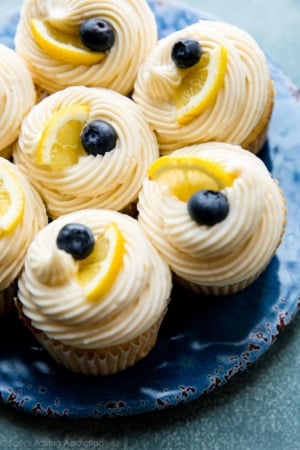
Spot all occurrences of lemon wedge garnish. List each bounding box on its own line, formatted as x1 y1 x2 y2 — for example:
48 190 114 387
175 45 228 125
77 223 125 302
0 165 24 236
31 19 105 65
36 104 90 171
148 155 236 201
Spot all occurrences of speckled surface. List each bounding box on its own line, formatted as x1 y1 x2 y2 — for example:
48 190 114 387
0 0 300 449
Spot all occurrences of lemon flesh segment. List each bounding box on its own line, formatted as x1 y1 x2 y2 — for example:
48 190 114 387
77 223 125 302
175 45 228 125
31 19 106 65
0 166 24 236
148 155 236 202
36 104 90 171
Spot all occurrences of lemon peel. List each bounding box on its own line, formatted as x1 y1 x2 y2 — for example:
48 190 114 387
36 104 90 171
0 165 24 236
175 45 228 125
31 19 105 65
76 223 125 302
148 154 236 201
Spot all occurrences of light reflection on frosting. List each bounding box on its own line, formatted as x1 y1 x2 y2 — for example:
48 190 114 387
0 158 47 291
15 0 158 94
133 21 272 154
0 44 36 158
18 209 172 348
13 86 159 219
137 142 285 290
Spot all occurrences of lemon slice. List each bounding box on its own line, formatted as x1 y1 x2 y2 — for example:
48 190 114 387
31 19 105 65
36 104 90 171
77 223 125 302
148 155 236 201
0 165 24 236
175 45 228 125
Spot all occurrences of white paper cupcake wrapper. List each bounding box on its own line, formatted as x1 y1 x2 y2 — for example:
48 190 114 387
32 308 168 376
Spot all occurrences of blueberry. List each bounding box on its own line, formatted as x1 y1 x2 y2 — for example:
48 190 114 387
187 190 229 226
171 39 202 68
56 223 95 260
81 120 117 156
80 18 115 52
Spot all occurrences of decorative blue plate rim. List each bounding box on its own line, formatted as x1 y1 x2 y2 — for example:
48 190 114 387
0 0 299 419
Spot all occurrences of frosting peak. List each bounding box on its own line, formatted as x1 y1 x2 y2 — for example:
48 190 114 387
30 244 77 285
146 63 181 102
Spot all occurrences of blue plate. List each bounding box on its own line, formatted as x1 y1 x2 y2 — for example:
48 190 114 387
0 0 299 419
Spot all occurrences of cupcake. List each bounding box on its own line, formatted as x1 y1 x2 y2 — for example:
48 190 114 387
16 209 172 375
0 157 47 314
137 142 286 295
13 86 159 219
133 20 274 155
15 0 157 95
0 44 36 159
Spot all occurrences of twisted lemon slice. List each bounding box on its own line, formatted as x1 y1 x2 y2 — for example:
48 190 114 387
36 104 90 171
175 45 228 125
148 155 236 201
31 19 105 65
77 223 125 302
0 165 24 236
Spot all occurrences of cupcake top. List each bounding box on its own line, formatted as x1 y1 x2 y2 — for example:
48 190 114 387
0 157 47 291
0 44 36 158
18 209 172 349
15 0 157 95
133 20 273 154
137 142 286 288
13 86 159 219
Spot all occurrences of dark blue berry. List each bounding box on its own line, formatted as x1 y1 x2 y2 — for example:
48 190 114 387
171 39 202 68
56 223 95 260
81 120 117 156
80 18 115 52
187 190 229 226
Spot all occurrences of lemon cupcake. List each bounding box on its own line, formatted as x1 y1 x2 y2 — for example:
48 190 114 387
137 142 286 295
16 209 172 375
13 86 159 219
0 44 36 159
133 20 274 155
15 0 157 95
0 157 47 314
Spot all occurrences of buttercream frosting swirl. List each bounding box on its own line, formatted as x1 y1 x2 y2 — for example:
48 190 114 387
133 21 272 154
0 44 36 158
0 158 47 291
137 142 285 289
15 0 157 94
13 86 159 219
18 209 171 349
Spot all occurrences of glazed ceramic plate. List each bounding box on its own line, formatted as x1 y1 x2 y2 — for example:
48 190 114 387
0 0 300 419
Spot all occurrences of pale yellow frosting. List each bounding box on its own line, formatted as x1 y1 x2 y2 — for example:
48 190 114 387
13 86 159 219
18 209 172 349
0 44 36 158
15 0 157 95
133 20 272 154
137 142 285 288
0 158 47 291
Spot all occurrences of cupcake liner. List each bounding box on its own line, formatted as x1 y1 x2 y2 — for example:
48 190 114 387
0 281 17 315
241 80 275 154
176 271 263 296
16 301 168 376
